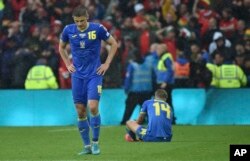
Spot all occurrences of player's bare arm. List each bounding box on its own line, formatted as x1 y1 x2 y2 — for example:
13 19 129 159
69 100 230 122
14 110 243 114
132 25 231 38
97 36 118 75
136 113 146 125
58 40 76 73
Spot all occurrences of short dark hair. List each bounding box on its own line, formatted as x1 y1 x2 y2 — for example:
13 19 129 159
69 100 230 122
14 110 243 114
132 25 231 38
155 89 168 101
72 5 88 17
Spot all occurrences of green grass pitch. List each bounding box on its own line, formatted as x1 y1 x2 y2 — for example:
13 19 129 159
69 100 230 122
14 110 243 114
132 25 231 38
0 125 249 161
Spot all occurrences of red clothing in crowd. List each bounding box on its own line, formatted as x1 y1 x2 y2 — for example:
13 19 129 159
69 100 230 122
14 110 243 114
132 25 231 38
139 30 150 57
11 0 26 20
219 17 238 39
163 39 177 60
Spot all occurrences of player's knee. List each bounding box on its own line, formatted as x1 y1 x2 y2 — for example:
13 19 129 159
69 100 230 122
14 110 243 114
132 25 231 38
75 105 87 118
78 111 87 118
89 107 98 115
126 120 132 127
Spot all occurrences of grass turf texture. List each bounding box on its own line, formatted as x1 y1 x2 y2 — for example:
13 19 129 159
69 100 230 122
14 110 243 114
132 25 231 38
0 125 249 161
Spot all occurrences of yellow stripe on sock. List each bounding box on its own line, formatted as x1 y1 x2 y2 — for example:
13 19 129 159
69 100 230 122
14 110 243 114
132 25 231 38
78 117 87 121
90 113 100 117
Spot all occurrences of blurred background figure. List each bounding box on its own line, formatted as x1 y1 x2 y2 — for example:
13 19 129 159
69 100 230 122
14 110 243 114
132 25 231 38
120 51 153 125
25 58 58 90
215 52 247 88
0 0 249 90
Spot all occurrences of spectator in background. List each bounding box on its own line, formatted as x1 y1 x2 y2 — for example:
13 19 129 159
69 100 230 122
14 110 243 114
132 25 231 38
40 47 59 79
12 47 37 88
155 43 175 123
219 7 238 42
231 0 250 27
10 0 26 20
209 32 233 61
0 0 249 90
120 51 153 125
160 0 177 26
7 21 23 46
25 58 58 89
202 17 221 49
176 3 191 28
231 19 247 44
120 17 138 45
144 43 159 90
120 35 139 79
132 3 147 30
189 41 212 88
1 37 19 88
23 25 42 54
118 0 136 18
156 26 177 60
234 42 246 68
206 51 224 88
174 44 190 88
215 52 247 88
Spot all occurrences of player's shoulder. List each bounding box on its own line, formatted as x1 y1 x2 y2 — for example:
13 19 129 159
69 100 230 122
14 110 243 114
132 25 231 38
143 99 154 105
89 22 103 27
152 99 169 106
63 24 76 31
89 22 107 31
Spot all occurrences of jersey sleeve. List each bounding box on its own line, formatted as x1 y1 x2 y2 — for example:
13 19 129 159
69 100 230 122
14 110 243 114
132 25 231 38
60 25 69 43
140 101 148 114
97 24 110 41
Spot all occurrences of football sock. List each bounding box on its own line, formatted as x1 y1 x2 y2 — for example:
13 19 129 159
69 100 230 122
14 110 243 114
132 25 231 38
90 113 101 142
78 117 91 146
126 128 137 141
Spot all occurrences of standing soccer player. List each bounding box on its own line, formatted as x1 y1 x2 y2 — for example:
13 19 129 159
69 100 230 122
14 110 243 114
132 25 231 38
126 89 173 142
58 5 118 155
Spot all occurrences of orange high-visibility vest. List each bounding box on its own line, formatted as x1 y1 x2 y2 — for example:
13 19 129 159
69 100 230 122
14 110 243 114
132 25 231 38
174 62 190 78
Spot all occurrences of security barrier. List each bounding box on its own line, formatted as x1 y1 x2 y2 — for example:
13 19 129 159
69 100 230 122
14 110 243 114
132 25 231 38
0 89 249 126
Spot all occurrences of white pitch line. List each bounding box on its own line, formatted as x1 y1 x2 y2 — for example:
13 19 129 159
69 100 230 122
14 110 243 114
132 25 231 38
48 128 77 132
48 125 119 132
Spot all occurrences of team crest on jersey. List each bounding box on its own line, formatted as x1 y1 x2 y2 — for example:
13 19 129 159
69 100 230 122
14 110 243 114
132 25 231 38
80 41 85 48
79 33 86 38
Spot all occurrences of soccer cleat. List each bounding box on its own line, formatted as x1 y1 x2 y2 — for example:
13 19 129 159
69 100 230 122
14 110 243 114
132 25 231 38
78 146 92 155
91 142 100 155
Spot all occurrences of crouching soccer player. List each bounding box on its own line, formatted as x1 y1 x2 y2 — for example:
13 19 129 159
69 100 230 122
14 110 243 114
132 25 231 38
126 89 173 142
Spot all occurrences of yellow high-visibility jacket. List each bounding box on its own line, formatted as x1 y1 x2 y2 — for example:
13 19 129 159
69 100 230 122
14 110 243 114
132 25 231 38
216 64 247 88
25 65 58 89
206 63 218 87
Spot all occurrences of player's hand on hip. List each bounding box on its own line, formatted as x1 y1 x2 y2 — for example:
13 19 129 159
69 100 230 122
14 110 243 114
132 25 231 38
66 64 76 73
97 63 110 75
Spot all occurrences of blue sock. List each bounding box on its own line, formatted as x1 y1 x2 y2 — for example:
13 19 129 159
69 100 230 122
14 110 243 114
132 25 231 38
90 113 101 142
78 117 90 146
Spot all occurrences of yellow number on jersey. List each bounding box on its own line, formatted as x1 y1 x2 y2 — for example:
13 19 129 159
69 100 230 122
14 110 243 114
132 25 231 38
139 128 147 136
88 31 96 39
153 102 171 119
97 85 102 94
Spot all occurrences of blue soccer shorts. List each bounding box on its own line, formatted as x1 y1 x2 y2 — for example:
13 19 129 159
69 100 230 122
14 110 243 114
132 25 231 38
72 76 103 105
136 126 172 142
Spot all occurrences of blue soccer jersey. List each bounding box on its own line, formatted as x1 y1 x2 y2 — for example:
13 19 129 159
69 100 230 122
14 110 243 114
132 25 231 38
141 99 173 138
60 22 110 78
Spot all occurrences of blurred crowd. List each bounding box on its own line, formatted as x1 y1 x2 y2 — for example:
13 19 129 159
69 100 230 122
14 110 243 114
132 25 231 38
0 0 250 89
